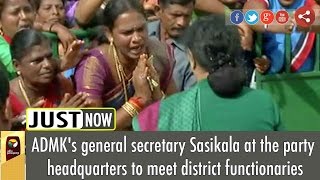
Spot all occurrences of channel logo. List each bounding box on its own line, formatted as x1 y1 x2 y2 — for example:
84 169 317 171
8 139 18 148
295 6 315 28
6 136 21 161
230 10 244 25
245 10 259 25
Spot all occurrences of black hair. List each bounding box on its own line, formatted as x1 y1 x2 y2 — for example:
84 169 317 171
0 62 9 108
159 0 195 7
0 0 7 14
10 29 50 61
30 0 65 11
183 15 246 97
102 0 145 30
95 0 145 44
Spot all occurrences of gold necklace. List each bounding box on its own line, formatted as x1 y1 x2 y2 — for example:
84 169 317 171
111 44 129 102
18 79 31 107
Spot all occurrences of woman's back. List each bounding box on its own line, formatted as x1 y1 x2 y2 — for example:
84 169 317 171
139 80 283 131
133 79 284 131
197 80 282 131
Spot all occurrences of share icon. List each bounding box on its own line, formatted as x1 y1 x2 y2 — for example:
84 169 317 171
298 10 311 23
295 6 315 28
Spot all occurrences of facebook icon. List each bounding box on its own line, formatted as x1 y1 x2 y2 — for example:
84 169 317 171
230 10 244 25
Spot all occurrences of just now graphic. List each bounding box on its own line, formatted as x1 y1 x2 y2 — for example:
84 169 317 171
26 108 116 131
1 131 25 180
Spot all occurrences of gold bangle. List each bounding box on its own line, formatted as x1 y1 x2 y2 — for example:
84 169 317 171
127 102 139 117
122 102 139 118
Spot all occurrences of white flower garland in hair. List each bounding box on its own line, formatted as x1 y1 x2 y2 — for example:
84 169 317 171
100 0 110 10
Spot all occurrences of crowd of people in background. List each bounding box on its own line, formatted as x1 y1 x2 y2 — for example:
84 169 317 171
1 0 320 131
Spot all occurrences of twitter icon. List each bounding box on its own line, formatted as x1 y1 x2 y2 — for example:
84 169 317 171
245 10 259 25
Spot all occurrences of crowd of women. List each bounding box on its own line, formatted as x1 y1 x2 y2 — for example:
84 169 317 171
1 0 319 131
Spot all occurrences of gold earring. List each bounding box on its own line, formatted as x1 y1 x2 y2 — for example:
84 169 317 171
17 71 21 76
109 38 114 54
0 27 3 36
110 38 114 46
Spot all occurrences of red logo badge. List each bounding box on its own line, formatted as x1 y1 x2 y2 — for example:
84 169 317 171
260 10 274 24
295 6 315 28
276 10 289 24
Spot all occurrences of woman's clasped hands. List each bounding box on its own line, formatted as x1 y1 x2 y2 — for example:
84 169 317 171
132 54 163 106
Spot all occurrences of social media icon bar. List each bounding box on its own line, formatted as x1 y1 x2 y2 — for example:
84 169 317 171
260 10 274 24
276 10 289 24
295 6 315 28
245 10 259 25
230 10 244 25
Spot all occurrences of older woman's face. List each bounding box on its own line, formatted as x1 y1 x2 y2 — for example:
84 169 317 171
111 10 147 60
36 0 65 24
0 0 35 38
15 42 57 85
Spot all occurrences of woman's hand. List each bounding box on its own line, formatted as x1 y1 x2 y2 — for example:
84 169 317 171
254 55 271 74
268 16 295 34
51 23 77 53
59 40 86 71
132 55 153 106
7 98 46 129
237 22 253 51
59 92 88 108
143 54 163 100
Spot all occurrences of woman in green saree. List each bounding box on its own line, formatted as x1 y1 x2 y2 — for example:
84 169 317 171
133 15 284 131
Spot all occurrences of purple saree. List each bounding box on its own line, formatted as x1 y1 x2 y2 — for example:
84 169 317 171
74 39 174 109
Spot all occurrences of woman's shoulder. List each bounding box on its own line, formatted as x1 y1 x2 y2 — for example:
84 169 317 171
77 47 109 68
9 78 19 93
84 47 107 61
0 36 9 46
8 79 25 117
142 84 198 114
56 74 74 95
161 84 198 106
242 87 276 104
0 37 10 56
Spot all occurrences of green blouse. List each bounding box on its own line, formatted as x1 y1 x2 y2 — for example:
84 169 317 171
0 36 16 80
